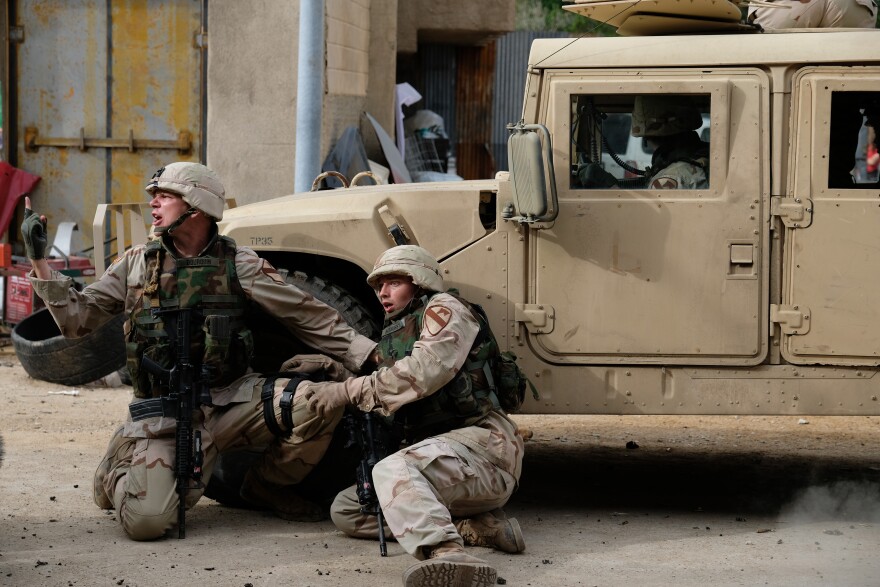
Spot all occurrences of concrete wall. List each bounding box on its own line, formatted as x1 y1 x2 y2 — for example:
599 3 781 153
207 0 300 206
208 0 395 205
206 0 511 205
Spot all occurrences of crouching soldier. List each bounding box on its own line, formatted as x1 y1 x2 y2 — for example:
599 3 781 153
297 245 526 587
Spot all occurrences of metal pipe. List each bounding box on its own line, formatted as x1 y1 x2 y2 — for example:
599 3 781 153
294 0 325 194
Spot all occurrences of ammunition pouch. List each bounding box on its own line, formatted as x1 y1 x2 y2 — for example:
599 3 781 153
129 397 179 421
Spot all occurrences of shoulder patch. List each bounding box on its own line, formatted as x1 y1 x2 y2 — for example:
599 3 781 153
424 304 453 336
650 176 679 189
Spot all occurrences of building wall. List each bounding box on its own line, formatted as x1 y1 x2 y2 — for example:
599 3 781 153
207 0 300 206
206 0 511 205
398 0 515 53
208 0 399 205
327 0 370 97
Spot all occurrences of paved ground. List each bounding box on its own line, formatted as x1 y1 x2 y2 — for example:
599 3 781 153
2 343 879 587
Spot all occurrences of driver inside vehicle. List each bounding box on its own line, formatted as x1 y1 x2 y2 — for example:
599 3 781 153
574 94 710 190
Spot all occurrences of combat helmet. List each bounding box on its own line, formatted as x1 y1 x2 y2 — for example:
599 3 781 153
631 95 703 137
145 162 226 221
367 245 444 293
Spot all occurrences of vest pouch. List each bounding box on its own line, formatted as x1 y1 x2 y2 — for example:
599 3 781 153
447 371 480 416
494 351 536 414
202 314 231 385
126 341 150 398
202 316 253 388
128 340 172 399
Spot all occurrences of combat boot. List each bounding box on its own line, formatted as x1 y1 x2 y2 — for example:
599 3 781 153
402 541 496 587
239 468 324 522
455 508 526 553
93 426 129 510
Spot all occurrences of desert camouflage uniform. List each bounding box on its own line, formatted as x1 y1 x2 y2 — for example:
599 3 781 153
30 238 375 540
749 0 877 29
648 159 709 190
324 292 524 558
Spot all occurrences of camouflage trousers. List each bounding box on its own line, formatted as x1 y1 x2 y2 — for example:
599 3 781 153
97 375 341 541
330 435 518 558
750 0 876 29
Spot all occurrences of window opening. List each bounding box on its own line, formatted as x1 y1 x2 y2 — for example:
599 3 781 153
570 93 711 190
834 91 880 187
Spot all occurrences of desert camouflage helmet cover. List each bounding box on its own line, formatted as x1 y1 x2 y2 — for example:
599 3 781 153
631 95 703 137
367 245 445 292
145 162 226 221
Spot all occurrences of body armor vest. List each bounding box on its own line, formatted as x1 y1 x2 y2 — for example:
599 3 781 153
126 234 253 399
377 292 499 443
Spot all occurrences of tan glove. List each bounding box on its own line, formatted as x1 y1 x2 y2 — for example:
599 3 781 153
280 353 355 382
301 381 353 419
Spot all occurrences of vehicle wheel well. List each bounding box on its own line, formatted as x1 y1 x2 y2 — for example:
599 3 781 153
260 252 383 326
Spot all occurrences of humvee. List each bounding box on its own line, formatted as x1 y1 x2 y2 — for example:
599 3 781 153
216 21 880 419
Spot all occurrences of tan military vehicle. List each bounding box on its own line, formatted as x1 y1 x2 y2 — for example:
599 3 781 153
219 19 880 418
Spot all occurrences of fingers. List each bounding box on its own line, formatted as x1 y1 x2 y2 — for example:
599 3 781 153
303 386 321 414
307 395 326 419
22 196 46 226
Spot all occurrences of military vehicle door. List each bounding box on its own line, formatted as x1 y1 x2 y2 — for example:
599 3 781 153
10 0 203 262
521 70 769 365
779 69 880 366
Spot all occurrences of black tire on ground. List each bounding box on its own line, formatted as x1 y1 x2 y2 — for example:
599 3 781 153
204 270 378 507
11 308 127 386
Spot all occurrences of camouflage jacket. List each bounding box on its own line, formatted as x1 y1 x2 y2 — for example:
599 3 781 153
29 239 376 405
125 235 252 398
376 293 498 441
330 292 522 475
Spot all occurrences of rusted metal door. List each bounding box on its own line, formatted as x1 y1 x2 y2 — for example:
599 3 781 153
12 0 203 263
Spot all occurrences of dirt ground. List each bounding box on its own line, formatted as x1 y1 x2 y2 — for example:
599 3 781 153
2 341 880 587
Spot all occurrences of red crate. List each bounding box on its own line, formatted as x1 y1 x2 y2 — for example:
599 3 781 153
4 271 36 324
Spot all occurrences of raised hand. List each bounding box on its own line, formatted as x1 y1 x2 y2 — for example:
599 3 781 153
20 196 48 260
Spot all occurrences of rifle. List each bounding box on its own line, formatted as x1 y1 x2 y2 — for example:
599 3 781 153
141 308 216 539
343 410 394 556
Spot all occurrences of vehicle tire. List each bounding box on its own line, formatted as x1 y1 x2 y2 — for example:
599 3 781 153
285 271 380 340
11 308 127 386
204 270 378 507
247 270 381 375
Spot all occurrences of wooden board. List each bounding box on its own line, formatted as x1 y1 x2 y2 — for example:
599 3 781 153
564 0 743 29
617 14 754 36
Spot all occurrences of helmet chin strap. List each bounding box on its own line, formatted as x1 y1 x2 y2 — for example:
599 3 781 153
155 207 196 236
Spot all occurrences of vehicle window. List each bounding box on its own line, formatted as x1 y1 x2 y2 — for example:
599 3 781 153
832 91 880 187
570 93 711 190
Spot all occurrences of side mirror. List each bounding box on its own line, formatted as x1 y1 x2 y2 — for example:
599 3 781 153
506 122 558 224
